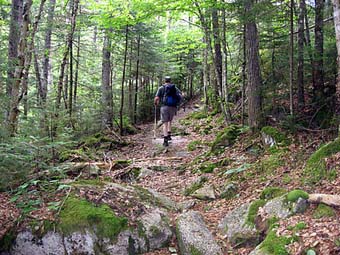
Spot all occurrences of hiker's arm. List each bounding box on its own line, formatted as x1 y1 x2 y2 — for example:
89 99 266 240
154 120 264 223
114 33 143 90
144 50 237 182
154 96 160 105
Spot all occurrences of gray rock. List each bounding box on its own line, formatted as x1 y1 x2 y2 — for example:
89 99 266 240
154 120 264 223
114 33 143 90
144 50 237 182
139 209 173 250
177 211 222 255
64 230 97 255
101 230 146 255
147 188 178 211
292 198 309 214
179 199 196 211
261 132 276 147
218 203 259 246
11 230 65 255
220 183 238 200
249 245 270 255
137 168 154 179
262 195 291 219
192 185 215 200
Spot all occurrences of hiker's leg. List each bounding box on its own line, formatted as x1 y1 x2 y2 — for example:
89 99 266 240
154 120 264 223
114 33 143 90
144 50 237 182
168 121 172 134
163 122 169 137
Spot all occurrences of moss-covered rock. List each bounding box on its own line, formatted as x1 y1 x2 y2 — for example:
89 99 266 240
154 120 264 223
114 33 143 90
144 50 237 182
260 187 287 200
286 190 309 202
261 126 289 147
313 203 335 219
59 197 128 239
210 125 241 154
183 177 208 196
220 183 238 200
304 138 340 183
257 229 296 255
246 200 266 227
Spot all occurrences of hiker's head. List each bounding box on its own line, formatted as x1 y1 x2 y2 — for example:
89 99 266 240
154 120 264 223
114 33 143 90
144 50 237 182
164 76 171 83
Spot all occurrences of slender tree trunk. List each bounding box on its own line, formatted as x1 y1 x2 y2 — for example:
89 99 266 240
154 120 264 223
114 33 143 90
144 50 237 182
289 0 294 116
313 0 325 103
203 36 209 106
297 0 305 109
120 25 129 135
101 30 114 129
128 40 133 121
74 31 80 108
134 34 141 124
42 0 56 104
54 0 79 137
304 7 315 86
242 24 246 126
245 0 262 131
332 0 340 104
7 0 33 135
68 32 74 118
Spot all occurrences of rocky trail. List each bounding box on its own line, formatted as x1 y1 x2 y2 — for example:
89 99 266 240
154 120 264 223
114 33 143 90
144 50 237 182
1 101 340 255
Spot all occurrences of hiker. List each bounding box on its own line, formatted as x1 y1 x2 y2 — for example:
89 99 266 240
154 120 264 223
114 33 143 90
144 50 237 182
154 76 182 147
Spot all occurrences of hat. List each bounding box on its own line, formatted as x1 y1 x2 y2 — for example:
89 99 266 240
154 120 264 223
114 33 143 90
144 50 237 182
164 76 171 82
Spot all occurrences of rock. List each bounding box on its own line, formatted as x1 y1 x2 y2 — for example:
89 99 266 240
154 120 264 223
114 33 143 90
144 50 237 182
137 168 154 179
218 203 259 246
220 183 238 200
177 211 223 255
293 197 309 214
139 209 173 250
64 230 97 255
179 199 196 211
147 188 178 211
192 185 215 200
100 230 146 255
11 230 65 255
248 245 270 255
261 195 291 219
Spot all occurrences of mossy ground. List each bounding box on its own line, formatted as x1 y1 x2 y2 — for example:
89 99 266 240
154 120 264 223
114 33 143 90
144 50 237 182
259 229 296 255
313 204 335 219
59 197 128 239
260 187 287 200
210 125 241 154
304 138 340 183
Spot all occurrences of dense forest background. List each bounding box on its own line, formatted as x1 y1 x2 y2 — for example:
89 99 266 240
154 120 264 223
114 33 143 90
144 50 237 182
1 0 340 189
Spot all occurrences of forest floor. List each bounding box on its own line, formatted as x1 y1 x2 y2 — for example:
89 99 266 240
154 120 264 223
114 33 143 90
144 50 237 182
1 99 340 254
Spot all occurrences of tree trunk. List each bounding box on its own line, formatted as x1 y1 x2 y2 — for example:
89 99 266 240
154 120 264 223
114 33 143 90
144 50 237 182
101 30 114 130
313 0 325 103
74 30 80 108
41 0 56 104
7 0 33 135
332 0 340 104
242 24 246 126
289 0 294 116
245 0 262 131
54 0 79 137
297 0 305 109
134 34 141 124
6 0 23 101
120 25 129 135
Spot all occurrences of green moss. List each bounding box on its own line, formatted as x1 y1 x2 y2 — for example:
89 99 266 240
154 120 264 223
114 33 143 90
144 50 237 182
59 148 90 162
287 222 307 231
211 125 241 154
198 162 218 173
187 140 203 151
304 138 340 183
189 245 203 255
189 111 207 120
260 187 287 200
286 190 309 202
183 177 208 196
255 153 285 174
0 231 15 251
246 199 266 226
313 203 335 219
72 178 107 187
59 197 127 239
259 229 295 255
261 126 289 146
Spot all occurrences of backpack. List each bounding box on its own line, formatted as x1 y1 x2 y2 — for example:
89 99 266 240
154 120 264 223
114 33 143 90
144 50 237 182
163 84 181 107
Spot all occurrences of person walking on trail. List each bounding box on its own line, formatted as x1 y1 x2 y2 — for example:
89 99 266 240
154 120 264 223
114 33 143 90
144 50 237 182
154 76 182 147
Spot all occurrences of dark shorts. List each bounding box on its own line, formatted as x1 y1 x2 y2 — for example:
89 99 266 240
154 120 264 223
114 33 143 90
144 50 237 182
161 106 177 122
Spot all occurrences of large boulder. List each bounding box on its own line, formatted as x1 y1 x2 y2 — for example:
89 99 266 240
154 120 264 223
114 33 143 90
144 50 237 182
218 203 259 247
177 211 222 255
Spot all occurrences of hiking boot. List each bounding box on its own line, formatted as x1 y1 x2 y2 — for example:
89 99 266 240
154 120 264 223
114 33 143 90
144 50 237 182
167 132 172 141
163 138 169 147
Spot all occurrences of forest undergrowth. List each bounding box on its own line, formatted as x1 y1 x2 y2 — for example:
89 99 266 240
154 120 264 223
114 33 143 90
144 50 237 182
1 98 340 255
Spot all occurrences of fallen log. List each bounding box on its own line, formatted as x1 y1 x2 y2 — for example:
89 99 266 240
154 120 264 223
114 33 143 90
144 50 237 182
308 194 340 207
